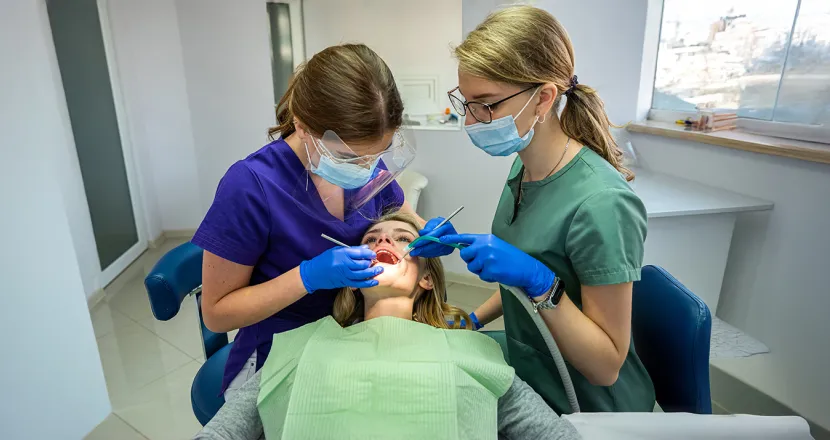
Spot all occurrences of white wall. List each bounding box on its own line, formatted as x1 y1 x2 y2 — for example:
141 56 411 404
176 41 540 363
0 1 111 437
176 0 276 209
107 0 203 235
304 0 462 109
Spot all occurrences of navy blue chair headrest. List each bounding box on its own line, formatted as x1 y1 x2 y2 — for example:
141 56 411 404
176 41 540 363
144 242 204 321
632 265 712 414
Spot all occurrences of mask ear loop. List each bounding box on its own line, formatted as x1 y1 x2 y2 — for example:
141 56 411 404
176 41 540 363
516 87 542 137
303 141 317 191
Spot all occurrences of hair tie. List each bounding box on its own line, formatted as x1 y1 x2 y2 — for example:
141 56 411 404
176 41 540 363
564 75 579 96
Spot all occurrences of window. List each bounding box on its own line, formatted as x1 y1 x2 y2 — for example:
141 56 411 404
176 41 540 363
652 0 830 142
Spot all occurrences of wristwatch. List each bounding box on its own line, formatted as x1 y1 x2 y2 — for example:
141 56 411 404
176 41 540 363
530 277 565 313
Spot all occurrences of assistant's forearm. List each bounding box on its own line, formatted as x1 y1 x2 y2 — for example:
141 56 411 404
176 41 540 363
204 266 307 333
473 290 503 325
538 294 625 386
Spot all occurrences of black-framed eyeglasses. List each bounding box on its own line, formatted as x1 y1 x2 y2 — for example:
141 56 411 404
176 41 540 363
447 85 539 124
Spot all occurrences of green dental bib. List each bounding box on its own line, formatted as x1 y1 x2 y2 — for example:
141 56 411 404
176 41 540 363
257 316 514 440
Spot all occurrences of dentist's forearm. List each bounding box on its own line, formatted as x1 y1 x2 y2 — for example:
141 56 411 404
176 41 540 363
472 290 503 325
203 266 308 333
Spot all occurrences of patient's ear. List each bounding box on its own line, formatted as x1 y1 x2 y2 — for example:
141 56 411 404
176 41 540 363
418 272 434 291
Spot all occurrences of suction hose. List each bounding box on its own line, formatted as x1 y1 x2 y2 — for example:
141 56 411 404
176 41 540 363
502 284 580 413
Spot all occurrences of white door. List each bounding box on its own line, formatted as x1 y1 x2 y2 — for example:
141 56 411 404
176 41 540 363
46 0 147 287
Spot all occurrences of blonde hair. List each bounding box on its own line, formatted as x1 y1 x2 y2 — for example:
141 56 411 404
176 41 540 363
455 6 633 181
333 212 472 330
269 44 403 143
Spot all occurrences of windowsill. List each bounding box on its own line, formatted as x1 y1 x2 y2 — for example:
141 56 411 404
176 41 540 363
627 120 830 165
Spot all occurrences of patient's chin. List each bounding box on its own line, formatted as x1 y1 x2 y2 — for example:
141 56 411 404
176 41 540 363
363 262 416 296
372 261 405 284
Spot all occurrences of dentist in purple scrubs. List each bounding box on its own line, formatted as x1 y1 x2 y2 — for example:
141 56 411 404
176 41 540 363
191 44 425 399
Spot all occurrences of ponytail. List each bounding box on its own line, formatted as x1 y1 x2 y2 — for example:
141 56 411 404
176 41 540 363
560 84 633 181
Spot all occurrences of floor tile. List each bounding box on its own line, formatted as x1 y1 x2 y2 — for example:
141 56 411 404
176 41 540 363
138 294 205 361
446 283 493 309
482 316 505 331
107 273 156 323
115 361 203 440
85 413 147 440
97 318 194 409
116 361 203 440
90 302 137 339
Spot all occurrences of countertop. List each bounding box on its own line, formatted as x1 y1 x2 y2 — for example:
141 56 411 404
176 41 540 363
630 168 773 218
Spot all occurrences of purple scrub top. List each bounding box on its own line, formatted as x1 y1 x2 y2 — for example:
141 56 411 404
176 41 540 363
191 138 404 393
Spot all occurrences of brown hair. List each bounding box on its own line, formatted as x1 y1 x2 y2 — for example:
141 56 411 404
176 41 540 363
333 212 472 330
455 6 633 181
269 44 404 143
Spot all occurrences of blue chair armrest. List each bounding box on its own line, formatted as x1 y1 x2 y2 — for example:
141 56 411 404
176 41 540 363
144 242 204 321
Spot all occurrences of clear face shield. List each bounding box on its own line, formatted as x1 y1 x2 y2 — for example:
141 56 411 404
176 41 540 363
297 129 416 219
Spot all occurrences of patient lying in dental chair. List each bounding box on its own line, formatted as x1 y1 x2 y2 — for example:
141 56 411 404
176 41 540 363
194 212 579 440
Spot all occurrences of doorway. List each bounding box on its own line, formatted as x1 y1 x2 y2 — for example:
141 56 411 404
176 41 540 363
46 0 146 285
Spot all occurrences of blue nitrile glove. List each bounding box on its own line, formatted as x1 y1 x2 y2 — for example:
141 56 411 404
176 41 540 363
468 312 483 330
299 245 382 293
409 217 458 258
448 313 483 330
440 234 555 298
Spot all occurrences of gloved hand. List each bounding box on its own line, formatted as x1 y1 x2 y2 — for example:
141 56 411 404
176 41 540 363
449 312 483 330
440 234 554 298
299 245 381 293
408 217 458 258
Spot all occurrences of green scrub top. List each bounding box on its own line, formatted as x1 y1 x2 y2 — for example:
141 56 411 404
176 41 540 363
492 147 655 414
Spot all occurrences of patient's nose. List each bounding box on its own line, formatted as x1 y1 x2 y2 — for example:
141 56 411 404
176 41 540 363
376 233 394 246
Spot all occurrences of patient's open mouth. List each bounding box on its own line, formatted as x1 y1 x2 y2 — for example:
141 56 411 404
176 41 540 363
374 249 399 265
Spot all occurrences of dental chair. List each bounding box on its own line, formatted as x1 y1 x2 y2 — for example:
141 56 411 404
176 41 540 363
144 241 228 426
145 239 715 426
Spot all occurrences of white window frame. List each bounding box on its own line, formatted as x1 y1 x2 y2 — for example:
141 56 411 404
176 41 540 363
638 0 830 144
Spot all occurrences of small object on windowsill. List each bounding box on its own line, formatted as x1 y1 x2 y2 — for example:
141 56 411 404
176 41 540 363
696 108 737 132
626 120 830 165
675 118 694 129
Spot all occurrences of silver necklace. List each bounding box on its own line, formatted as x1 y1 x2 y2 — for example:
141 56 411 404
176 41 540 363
518 137 571 205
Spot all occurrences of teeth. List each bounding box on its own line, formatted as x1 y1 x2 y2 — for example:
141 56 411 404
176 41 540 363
375 249 398 264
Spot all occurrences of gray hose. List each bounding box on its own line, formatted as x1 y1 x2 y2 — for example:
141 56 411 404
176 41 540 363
503 284 580 413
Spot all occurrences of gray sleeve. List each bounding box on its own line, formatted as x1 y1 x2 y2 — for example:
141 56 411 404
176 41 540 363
497 374 582 440
193 370 265 440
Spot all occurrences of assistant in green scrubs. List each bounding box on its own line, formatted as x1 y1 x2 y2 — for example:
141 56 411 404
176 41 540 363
410 5 656 414
492 149 654 413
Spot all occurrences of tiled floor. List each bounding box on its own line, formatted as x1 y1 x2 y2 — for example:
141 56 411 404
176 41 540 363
85 238 498 439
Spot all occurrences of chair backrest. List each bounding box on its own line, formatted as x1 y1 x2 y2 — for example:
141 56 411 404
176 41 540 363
144 242 204 321
144 242 229 358
632 265 712 414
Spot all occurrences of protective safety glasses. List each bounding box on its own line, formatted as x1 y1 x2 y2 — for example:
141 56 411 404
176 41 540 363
306 129 417 210
308 130 414 170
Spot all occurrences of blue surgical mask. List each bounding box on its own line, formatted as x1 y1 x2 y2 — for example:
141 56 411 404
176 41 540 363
310 153 380 189
464 88 540 156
